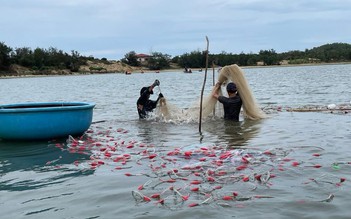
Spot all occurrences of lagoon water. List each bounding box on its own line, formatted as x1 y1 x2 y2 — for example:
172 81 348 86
1 64 351 218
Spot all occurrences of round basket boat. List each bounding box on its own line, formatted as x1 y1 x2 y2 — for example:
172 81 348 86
0 102 95 140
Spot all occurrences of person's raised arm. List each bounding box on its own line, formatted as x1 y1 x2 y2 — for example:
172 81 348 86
149 79 160 91
212 82 221 99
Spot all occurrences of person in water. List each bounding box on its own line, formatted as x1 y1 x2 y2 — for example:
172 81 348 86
212 82 242 121
137 79 164 119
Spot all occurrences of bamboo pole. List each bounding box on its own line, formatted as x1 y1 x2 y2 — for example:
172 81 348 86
212 61 216 117
199 36 209 133
212 61 215 86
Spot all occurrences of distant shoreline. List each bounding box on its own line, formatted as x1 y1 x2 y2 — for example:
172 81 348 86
1 62 351 79
242 61 351 69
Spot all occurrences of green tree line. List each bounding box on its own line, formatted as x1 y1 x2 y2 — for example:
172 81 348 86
121 51 172 70
121 43 351 69
172 43 351 68
0 42 93 73
1 42 351 73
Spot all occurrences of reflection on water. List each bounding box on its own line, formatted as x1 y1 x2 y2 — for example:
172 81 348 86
203 119 263 147
0 140 93 191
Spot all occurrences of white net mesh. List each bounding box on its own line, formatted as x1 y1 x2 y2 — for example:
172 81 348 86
154 64 266 122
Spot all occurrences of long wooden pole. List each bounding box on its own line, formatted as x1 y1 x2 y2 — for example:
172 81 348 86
212 61 215 86
212 61 216 117
199 36 209 133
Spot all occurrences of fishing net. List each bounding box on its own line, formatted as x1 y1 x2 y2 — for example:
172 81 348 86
50 126 349 210
154 64 266 122
218 64 267 120
155 94 221 123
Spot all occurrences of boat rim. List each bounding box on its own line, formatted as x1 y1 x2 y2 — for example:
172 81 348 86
0 102 96 113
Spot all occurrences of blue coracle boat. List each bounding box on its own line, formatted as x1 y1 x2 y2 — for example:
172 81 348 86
0 102 95 140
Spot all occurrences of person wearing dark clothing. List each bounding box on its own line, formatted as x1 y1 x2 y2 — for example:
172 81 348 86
137 79 164 119
212 82 242 121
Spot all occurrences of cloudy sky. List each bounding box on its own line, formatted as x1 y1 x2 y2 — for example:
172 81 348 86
1 0 351 60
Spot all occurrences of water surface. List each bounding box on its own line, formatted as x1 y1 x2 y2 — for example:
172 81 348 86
1 64 350 218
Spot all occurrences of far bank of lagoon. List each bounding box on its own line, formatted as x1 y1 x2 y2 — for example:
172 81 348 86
1 62 351 79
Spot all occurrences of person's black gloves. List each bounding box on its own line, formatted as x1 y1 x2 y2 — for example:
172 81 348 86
153 79 160 87
158 93 164 98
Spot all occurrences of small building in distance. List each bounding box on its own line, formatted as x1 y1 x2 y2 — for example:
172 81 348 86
136 53 152 64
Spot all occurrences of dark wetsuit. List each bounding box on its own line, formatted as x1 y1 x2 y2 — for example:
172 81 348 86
218 94 242 121
137 87 159 119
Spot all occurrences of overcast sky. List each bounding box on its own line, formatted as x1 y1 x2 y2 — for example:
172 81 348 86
1 0 351 60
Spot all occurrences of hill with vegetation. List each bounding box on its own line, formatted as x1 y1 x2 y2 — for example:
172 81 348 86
113 43 351 70
1 42 351 76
